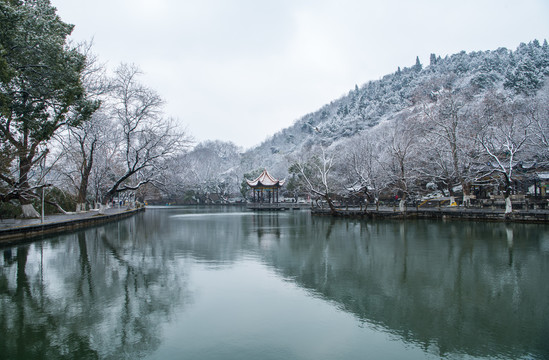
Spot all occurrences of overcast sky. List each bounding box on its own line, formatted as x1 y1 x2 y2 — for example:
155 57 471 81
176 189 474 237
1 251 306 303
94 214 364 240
51 0 549 149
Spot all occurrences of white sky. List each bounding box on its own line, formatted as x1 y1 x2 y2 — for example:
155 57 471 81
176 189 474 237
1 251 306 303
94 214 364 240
50 0 549 149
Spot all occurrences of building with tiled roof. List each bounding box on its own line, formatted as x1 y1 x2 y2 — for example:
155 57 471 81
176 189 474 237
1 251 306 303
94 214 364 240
246 169 285 203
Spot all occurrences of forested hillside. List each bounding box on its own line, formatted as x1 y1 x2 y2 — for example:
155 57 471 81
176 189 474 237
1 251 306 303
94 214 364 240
249 40 548 166
177 39 549 212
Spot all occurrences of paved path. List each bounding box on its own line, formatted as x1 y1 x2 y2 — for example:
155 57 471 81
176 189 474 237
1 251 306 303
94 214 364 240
0 207 144 245
0 206 133 230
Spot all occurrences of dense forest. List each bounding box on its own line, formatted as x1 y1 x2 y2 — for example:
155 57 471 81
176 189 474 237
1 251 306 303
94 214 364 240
1 1 548 216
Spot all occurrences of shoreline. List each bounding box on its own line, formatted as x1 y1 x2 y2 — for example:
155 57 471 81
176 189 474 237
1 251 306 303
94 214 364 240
311 206 549 223
2 205 547 247
0 207 145 246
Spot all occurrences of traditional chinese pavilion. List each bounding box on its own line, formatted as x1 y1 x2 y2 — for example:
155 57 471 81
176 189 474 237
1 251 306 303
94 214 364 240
246 169 285 203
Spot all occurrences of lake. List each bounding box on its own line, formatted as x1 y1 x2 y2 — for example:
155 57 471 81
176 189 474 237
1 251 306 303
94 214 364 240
1 206 548 359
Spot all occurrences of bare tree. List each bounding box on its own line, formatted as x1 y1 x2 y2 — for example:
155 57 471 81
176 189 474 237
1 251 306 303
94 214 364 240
419 86 477 205
289 145 340 214
526 83 549 164
341 131 387 210
175 141 242 203
54 44 112 211
475 91 531 214
382 115 420 212
101 64 190 206
55 111 113 211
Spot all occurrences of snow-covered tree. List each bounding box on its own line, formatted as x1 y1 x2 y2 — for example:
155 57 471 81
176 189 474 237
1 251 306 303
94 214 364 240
474 91 531 214
340 131 387 210
0 0 98 216
176 140 242 203
418 82 478 205
526 83 549 164
52 44 111 211
289 145 341 214
101 63 190 205
382 114 421 212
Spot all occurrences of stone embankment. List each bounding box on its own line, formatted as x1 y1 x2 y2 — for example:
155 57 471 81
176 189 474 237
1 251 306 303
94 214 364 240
311 206 549 223
0 207 145 245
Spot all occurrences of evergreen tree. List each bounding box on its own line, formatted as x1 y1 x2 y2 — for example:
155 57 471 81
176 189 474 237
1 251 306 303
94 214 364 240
414 56 422 71
0 0 97 215
504 57 543 95
430 53 437 66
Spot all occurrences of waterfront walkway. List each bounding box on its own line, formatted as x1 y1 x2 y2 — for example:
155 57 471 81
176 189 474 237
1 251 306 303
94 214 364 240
0 206 144 244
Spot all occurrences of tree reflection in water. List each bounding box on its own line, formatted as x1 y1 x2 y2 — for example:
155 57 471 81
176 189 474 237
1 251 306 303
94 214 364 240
1 208 548 359
258 216 549 359
0 216 190 360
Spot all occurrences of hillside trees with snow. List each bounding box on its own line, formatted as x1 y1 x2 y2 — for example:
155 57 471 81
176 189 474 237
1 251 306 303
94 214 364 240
288 145 343 214
473 91 532 214
383 114 422 211
416 78 478 205
527 83 549 164
237 40 549 212
339 129 388 210
175 140 242 203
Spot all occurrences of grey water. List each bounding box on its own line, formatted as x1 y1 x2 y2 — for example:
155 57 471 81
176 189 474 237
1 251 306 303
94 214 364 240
1 206 548 359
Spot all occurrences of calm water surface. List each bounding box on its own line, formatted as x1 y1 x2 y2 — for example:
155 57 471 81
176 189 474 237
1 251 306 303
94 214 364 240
1 206 548 359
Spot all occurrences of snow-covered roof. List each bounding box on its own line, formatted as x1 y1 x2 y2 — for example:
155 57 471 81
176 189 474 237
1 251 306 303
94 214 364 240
246 169 285 188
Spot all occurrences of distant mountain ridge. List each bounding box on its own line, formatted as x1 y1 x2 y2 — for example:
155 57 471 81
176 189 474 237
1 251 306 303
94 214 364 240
242 39 549 176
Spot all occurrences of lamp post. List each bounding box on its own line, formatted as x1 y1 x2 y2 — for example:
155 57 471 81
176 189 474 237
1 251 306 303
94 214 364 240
41 185 45 224
40 184 52 224
41 153 46 224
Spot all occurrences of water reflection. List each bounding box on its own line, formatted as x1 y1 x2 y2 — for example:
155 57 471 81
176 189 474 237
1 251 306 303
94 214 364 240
0 216 190 360
258 216 549 359
1 207 548 359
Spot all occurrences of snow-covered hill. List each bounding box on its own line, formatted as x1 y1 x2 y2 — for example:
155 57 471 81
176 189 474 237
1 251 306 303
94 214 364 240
242 40 549 176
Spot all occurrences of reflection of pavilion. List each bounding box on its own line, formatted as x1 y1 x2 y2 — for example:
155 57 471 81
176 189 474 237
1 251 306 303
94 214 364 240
246 169 285 204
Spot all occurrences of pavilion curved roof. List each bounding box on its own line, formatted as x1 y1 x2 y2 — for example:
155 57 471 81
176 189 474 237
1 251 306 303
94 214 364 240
246 169 285 188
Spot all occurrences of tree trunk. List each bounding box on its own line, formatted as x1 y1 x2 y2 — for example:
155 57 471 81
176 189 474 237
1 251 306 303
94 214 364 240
21 204 40 218
77 178 89 208
504 178 513 214
77 139 95 209
461 182 472 207
324 194 338 215
76 165 91 213
462 194 471 207
18 150 39 217
505 196 513 214
399 198 406 212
